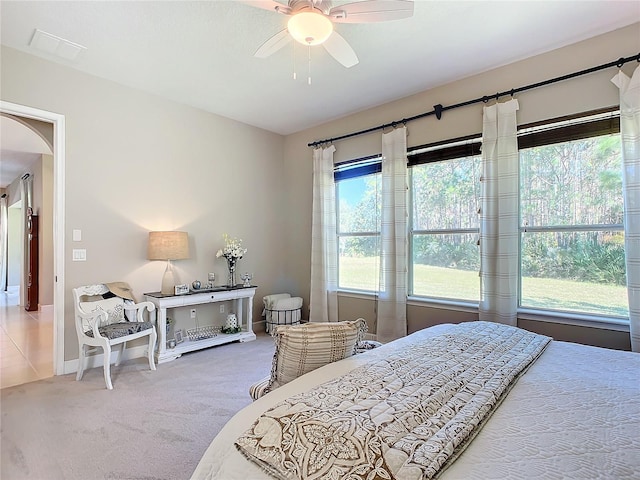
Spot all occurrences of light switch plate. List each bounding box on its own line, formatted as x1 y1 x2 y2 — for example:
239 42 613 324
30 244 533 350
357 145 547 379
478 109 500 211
72 249 86 261
72 229 82 241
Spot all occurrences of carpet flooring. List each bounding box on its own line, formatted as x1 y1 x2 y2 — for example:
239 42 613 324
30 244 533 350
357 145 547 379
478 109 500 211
1 333 276 480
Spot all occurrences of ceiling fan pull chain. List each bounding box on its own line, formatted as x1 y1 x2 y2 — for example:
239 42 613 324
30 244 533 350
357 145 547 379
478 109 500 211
308 45 312 85
292 41 297 80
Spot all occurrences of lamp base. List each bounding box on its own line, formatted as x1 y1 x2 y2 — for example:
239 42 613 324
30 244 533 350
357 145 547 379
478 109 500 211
160 260 176 295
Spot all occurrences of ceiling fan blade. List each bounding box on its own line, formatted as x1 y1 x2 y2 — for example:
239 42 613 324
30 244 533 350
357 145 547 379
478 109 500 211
330 0 414 23
240 0 291 15
254 29 292 58
322 31 359 68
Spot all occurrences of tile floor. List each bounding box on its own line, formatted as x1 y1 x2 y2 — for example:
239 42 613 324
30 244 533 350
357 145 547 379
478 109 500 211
0 289 54 389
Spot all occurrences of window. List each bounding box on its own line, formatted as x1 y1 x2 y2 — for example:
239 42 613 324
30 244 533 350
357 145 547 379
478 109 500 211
519 112 627 318
334 109 628 321
409 152 481 301
335 159 381 291
335 141 483 299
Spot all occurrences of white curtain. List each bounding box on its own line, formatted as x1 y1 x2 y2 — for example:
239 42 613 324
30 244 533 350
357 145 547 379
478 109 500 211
612 65 640 352
376 127 408 342
0 195 7 292
309 145 339 323
479 99 520 326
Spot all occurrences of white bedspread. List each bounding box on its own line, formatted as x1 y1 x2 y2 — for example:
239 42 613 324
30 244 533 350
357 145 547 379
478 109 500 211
190 323 640 480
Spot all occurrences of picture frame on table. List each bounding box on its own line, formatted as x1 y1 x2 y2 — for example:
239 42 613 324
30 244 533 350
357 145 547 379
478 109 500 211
174 329 184 344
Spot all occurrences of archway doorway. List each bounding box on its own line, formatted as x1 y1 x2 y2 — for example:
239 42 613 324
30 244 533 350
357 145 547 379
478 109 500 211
0 101 65 384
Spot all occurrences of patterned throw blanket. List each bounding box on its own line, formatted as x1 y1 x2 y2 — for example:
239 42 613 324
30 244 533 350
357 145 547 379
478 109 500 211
236 322 551 480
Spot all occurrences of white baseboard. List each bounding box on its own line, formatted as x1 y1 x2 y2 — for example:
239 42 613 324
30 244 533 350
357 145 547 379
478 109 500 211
39 304 54 314
63 345 150 375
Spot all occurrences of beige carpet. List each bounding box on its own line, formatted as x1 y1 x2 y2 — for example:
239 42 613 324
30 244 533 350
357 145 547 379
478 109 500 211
1 333 276 480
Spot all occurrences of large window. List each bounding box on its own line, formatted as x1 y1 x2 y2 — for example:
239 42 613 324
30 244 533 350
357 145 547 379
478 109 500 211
334 110 628 320
519 113 627 318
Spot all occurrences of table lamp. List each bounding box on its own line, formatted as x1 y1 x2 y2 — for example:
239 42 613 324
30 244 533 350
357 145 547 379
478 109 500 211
148 231 190 294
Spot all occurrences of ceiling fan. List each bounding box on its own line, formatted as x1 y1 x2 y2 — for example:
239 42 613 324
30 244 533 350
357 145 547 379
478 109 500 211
245 0 415 68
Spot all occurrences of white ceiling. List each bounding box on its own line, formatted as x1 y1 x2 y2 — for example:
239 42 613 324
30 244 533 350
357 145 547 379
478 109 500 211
1 0 638 138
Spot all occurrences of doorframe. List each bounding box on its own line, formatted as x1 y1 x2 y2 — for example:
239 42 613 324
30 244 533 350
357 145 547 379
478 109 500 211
1 101 65 375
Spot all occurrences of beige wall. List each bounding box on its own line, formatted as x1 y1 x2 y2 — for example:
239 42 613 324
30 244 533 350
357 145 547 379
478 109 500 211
283 23 639 350
1 45 287 360
5 175 24 289
39 153 54 305
7 206 21 287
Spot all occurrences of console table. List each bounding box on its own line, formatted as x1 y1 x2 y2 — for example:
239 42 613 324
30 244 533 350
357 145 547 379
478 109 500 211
145 286 257 363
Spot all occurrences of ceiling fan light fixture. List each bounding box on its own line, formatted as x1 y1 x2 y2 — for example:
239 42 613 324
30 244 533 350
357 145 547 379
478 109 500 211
287 12 333 46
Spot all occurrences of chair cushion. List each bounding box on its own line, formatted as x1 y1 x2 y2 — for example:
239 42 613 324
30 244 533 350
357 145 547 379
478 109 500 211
85 321 154 339
268 319 367 390
356 339 383 354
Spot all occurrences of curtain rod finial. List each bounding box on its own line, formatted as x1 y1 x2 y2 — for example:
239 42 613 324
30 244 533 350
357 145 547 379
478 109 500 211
434 104 443 120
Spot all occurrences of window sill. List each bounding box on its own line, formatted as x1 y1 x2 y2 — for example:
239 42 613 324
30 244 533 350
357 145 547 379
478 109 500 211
407 296 479 313
337 289 378 301
517 308 629 333
338 290 479 313
338 291 629 333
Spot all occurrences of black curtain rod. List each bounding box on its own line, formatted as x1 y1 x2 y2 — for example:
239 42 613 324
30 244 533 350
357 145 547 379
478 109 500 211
308 52 640 148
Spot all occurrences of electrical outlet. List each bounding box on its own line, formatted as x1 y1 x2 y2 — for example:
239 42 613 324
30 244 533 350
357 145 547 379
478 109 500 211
219 304 224 313
190 308 196 319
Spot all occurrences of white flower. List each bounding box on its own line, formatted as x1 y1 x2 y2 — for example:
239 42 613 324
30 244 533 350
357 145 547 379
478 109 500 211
217 234 247 260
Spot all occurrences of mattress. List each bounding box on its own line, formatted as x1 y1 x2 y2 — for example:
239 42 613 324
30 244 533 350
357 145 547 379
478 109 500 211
190 323 640 480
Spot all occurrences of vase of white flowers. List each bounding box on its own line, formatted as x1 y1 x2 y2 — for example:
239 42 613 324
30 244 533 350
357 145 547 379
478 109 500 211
216 234 247 287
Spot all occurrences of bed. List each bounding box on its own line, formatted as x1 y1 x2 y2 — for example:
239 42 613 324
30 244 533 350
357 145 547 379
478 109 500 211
191 321 640 480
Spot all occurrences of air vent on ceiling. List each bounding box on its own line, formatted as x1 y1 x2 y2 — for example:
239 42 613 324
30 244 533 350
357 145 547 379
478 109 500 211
29 29 86 61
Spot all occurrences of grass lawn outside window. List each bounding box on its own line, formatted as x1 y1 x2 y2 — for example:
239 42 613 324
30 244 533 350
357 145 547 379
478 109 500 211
339 256 628 318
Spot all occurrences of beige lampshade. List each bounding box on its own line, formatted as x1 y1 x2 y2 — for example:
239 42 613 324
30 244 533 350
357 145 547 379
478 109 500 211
147 231 190 260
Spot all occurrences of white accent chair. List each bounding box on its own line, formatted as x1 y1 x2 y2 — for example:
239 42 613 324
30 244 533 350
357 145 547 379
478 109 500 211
73 284 157 390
